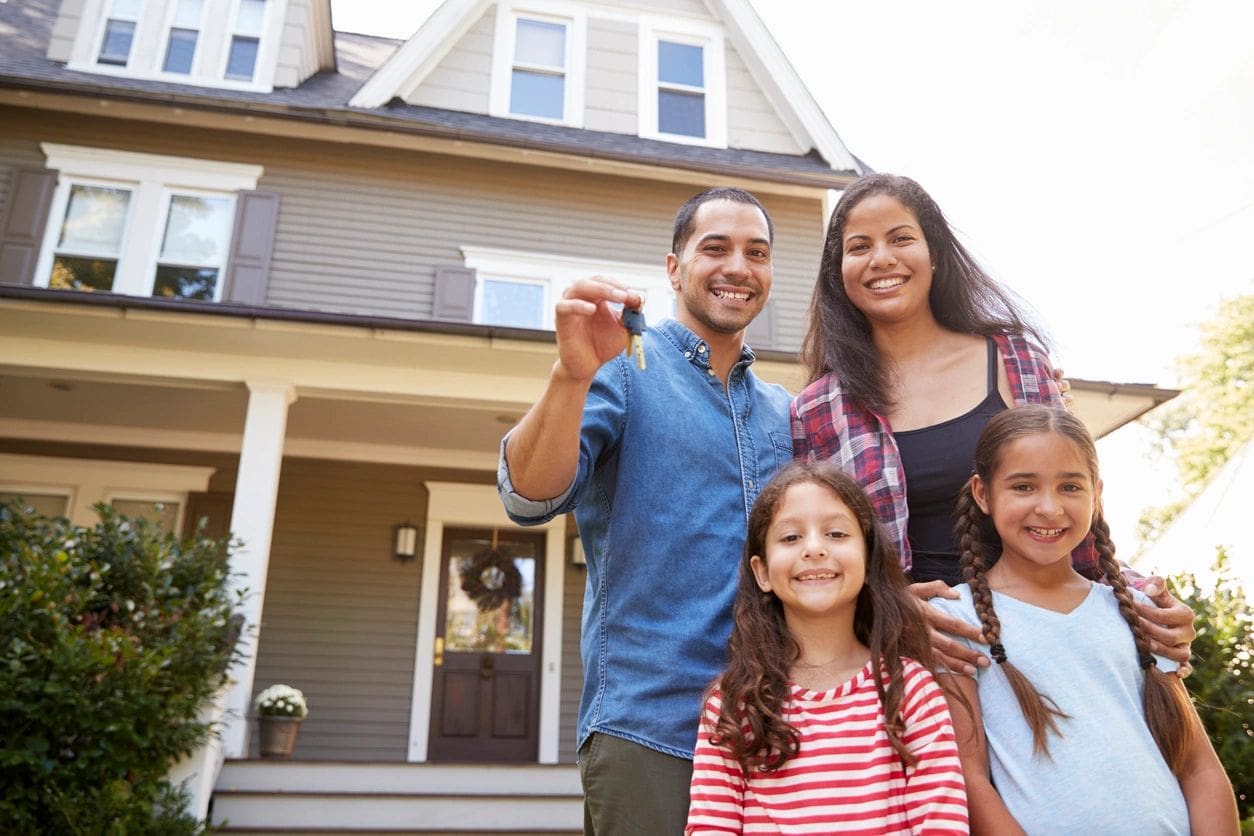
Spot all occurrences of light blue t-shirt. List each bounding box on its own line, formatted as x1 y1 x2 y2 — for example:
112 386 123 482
931 583 1189 836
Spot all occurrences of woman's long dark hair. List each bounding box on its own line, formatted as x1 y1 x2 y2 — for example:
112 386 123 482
801 174 1046 412
708 461 938 774
955 405 1196 772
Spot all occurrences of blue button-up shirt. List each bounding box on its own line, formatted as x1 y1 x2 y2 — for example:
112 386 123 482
498 318 792 758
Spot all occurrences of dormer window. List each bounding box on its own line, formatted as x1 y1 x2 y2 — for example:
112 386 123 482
490 3 586 127
70 0 281 91
638 19 726 147
98 0 141 66
161 0 204 74
226 0 266 81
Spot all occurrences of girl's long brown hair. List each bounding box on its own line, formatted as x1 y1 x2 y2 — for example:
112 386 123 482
709 461 937 774
955 405 1196 772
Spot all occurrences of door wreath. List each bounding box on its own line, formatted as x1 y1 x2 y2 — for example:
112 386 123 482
459 548 523 612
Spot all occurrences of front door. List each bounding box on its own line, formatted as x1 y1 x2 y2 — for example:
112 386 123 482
428 527 545 762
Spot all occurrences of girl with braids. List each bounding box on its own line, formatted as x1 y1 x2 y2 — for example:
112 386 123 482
792 173 1199 679
686 461 969 834
932 405 1237 835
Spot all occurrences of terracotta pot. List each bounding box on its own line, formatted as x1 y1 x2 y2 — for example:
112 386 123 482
258 716 302 758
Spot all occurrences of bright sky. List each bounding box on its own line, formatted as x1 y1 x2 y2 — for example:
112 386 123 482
330 0 1254 560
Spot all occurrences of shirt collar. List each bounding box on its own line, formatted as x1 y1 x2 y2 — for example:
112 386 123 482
655 318 757 370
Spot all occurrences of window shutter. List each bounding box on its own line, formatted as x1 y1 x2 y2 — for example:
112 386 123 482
432 266 477 322
222 189 280 305
744 301 775 350
0 168 58 286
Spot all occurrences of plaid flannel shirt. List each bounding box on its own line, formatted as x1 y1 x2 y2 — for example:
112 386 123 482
791 332 1100 578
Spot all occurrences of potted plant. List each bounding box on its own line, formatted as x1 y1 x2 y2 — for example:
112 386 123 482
253 684 308 759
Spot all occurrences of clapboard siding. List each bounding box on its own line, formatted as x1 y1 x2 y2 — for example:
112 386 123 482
0 106 824 349
584 17 638 135
726 42 804 155
560 559 585 763
46 0 85 62
406 5 495 112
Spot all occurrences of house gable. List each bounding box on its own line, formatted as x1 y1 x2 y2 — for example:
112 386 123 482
47 0 334 92
351 0 853 167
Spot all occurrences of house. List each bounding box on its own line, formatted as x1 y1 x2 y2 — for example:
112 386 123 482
0 0 1176 831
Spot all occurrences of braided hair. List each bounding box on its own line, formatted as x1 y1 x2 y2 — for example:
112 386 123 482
956 405 1196 772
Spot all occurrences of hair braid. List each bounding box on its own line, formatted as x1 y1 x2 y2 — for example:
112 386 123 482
1092 511 1195 775
957 478 1068 755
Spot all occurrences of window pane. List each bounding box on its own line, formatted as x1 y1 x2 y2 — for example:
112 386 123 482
514 18 565 68
235 0 266 37
111 498 180 532
659 89 705 137
0 492 70 518
111 0 142 18
444 534 537 654
50 256 118 291
659 41 703 87
98 19 135 65
225 35 259 79
481 280 545 328
172 0 203 27
160 194 233 265
163 28 198 74
58 185 130 254
510 69 564 119
152 266 218 300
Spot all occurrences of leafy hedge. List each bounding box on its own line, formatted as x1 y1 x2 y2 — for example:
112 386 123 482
0 502 243 834
1177 548 1253 822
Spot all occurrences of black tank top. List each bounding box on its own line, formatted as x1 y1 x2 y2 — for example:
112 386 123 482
895 338 1007 586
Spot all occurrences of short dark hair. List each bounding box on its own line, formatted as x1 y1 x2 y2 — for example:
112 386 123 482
671 187 774 254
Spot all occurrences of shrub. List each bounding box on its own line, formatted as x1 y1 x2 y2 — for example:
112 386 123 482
1175 547 1253 822
0 502 244 834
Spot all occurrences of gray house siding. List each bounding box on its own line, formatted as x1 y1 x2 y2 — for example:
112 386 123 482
584 17 637 135
275 0 320 90
725 42 805 155
405 5 495 113
560 557 585 763
46 0 85 63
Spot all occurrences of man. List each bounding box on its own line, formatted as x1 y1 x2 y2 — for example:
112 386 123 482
498 187 789 833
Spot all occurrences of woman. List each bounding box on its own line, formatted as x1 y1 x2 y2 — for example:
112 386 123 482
792 173 1196 674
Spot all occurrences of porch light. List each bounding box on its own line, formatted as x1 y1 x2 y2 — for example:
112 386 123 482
394 522 419 563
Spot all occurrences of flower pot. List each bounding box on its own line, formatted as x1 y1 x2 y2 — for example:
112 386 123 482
258 716 302 759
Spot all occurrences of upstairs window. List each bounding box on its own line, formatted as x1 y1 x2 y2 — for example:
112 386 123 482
36 145 263 302
161 0 204 74
490 4 585 126
638 20 726 147
226 0 267 81
98 0 142 66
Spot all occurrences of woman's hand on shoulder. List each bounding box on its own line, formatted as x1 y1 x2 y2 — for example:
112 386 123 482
910 581 990 677
1135 576 1198 678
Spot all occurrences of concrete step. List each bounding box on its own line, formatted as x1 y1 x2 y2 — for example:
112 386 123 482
211 761 582 834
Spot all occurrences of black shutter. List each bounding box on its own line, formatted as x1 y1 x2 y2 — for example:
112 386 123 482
222 190 280 305
432 266 477 322
0 168 58 285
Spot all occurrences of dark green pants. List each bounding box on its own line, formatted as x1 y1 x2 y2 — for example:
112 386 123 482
578 732 694 835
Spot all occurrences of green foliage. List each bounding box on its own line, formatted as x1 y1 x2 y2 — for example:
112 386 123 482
0 502 244 835
1138 293 1254 546
1174 548 1253 820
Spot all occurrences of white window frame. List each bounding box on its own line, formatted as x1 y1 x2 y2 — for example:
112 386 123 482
95 0 144 67
36 144 263 301
461 245 674 330
106 490 190 533
67 0 287 92
637 17 727 148
0 484 75 518
489 1 587 127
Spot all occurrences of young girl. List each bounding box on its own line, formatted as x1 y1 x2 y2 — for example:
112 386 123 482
686 461 969 834
932 405 1238 835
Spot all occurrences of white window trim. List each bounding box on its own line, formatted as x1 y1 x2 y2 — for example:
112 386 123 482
0 454 213 530
105 490 192 533
67 0 287 93
36 143 263 301
637 16 727 148
489 0 587 128
461 245 674 330
0 484 74 517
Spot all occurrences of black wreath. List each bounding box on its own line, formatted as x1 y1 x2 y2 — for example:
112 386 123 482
459 548 523 612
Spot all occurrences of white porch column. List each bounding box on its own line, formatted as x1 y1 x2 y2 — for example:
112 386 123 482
221 381 297 758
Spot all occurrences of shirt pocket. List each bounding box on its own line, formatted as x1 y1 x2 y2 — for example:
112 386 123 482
769 431 794 471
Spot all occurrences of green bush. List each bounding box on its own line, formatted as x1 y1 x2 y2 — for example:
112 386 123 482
1175 547 1253 821
0 502 244 835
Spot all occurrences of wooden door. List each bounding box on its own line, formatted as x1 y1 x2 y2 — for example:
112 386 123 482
428 527 545 762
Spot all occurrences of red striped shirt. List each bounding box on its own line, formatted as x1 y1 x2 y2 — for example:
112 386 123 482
686 660 968 834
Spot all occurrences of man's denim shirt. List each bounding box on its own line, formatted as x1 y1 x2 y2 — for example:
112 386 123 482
498 318 792 758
